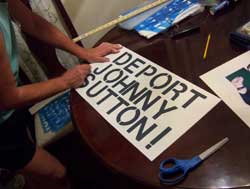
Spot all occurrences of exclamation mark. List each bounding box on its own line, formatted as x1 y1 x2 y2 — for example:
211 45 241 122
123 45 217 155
145 127 172 149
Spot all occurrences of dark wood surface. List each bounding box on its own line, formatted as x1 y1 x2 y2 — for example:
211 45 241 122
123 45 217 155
70 1 250 188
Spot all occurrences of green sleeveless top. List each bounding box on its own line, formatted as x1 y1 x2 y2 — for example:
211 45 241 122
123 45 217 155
0 1 19 124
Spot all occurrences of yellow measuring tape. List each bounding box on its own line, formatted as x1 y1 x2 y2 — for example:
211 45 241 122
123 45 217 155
73 0 169 43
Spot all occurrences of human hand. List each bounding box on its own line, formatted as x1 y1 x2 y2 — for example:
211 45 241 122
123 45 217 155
60 64 91 88
82 42 122 63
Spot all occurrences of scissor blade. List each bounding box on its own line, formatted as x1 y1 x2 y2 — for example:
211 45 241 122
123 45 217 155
199 137 229 160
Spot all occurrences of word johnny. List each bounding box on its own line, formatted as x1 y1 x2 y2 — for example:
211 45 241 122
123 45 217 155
76 47 220 161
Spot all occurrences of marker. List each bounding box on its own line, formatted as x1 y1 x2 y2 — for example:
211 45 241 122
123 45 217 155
203 33 211 60
209 0 230 15
170 26 200 38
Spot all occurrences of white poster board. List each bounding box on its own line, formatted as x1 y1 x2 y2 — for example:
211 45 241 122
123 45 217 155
76 47 220 161
201 51 250 128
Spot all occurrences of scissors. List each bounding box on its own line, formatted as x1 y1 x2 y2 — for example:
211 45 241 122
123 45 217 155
159 137 229 185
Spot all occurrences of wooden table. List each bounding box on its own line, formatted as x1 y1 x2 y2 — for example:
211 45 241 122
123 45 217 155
70 1 250 188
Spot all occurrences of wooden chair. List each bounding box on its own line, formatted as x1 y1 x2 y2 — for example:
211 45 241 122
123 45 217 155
19 0 82 147
20 0 82 79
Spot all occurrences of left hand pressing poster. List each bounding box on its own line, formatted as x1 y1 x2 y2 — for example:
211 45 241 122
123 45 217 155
76 47 220 161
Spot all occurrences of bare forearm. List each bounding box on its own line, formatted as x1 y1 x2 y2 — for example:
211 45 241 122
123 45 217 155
0 62 90 111
30 14 86 58
8 0 86 59
10 0 121 63
0 77 67 110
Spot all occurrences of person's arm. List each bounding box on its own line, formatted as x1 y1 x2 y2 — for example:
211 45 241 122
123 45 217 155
8 0 121 63
0 33 90 111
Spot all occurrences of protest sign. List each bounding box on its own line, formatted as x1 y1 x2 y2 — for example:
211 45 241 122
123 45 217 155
77 47 220 161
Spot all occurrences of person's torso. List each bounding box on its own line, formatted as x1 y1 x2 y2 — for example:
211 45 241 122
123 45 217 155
0 0 19 124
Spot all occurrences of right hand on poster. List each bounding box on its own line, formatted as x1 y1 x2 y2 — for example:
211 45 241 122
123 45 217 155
61 64 91 88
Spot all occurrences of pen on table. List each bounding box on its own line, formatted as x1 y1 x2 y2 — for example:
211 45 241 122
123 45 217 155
203 33 211 60
170 25 200 38
209 0 230 15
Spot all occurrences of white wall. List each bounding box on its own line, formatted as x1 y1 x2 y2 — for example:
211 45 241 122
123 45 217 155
61 0 145 47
